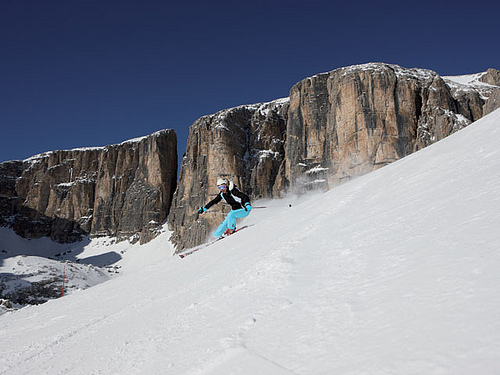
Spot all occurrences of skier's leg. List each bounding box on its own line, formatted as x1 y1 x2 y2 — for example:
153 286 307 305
213 216 230 238
213 208 252 238
226 208 251 229
225 210 238 230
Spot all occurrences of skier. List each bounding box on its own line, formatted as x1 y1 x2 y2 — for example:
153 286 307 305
198 178 252 238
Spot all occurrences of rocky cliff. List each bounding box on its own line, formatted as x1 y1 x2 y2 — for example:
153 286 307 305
170 64 499 250
0 130 177 243
2 63 498 251
285 64 500 192
167 99 288 250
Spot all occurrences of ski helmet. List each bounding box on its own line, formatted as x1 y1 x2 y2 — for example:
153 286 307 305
217 178 228 186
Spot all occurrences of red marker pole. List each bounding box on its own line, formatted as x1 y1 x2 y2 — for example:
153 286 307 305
62 264 66 297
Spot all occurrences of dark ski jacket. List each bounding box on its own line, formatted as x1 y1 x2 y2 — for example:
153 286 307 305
205 184 251 211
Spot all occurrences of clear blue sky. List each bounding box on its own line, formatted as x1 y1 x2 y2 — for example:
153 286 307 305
1 0 498 164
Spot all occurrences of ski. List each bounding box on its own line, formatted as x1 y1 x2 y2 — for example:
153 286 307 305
178 237 223 258
178 224 254 258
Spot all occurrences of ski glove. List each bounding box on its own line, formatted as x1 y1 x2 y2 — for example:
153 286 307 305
244 203 252 211
198 207 207 214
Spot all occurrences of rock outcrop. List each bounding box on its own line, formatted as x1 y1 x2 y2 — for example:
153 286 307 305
443 68 500 116
0 130 177 243
167 99 288 250
285 64 500 192
480 68 500 86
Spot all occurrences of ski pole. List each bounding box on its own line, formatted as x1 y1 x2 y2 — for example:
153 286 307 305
252 204 292 209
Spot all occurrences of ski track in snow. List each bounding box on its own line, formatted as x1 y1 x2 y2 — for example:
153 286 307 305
1 109 500 374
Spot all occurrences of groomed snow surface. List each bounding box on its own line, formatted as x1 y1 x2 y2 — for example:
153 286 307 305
1 109 500 374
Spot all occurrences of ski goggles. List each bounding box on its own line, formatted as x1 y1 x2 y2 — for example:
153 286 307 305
218 184 226 190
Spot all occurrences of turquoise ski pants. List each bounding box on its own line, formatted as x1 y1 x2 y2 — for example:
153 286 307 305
213 207 251 238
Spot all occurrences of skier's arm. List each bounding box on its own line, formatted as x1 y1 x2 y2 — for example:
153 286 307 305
204 193 222 210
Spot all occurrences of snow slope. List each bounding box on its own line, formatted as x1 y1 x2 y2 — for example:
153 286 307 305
0 228 128 311
1 109 500 374
443 72 494 87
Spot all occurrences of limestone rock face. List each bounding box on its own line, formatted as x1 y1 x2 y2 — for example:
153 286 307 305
480 68 500 86
169 64 499 251
444 68 500 117
168 99 288 250
478 68 500 115
0 130 177 243
484 90 500 115
285 63 500 192
4 63 497 253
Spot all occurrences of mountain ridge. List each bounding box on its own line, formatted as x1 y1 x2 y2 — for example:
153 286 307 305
1 63 499 250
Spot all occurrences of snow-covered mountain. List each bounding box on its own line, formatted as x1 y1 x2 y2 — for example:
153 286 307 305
1 108 500 374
